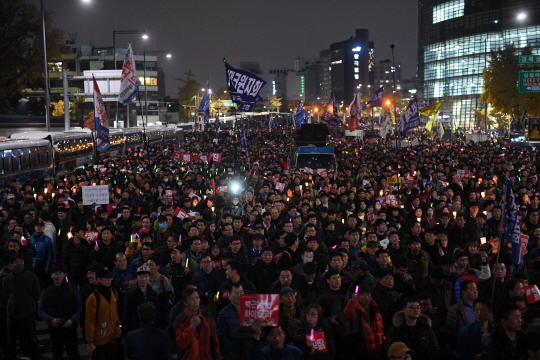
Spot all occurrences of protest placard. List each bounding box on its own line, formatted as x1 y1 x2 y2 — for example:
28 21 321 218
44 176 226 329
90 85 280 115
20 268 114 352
239 294 279 326
82 185 109 205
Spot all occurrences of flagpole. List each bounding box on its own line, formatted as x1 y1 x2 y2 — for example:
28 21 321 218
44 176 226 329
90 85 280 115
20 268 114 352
391 44 398 149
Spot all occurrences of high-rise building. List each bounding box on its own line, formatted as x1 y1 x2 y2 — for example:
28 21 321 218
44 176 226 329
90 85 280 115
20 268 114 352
372 59 402 91
329 29 373 104
418 0 540 129
319 50 332 102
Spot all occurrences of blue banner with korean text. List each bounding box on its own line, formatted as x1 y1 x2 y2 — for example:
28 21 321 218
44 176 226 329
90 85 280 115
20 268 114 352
225 62 266 112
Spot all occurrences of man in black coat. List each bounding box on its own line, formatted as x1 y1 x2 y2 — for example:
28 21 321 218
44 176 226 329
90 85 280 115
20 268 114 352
125 302 171 360
37 263 82 360
122 265 161 338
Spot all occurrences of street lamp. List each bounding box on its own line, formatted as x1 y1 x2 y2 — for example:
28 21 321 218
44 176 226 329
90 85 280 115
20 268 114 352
517 13 527 20
143 50 171 125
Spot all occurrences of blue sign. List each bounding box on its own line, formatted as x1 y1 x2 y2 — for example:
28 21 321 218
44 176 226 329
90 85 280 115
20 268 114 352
225 62 266 112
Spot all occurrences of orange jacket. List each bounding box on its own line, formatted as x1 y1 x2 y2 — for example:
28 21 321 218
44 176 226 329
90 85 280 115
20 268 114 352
85 289 122 346
176 308 220 360
344 298 385 358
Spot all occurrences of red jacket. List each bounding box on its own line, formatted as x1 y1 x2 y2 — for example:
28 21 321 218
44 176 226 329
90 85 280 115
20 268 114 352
176 308 220 360
344 298 385 358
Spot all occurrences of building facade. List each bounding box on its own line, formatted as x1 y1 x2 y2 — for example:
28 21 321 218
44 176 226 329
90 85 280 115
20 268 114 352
329 29 374 105
418 0 540 129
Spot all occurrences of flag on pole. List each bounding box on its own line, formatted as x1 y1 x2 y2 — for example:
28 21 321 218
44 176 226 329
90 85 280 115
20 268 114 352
362 87 383 110
215 115 221 131
268 114 272 129
93 76 110 151
401 97 420 138
503 179 523 267
224 62 266 112
438 121 445 139
418 99 444 117
425 118 435 138
199 81 210 131
321 92 339 127
239 122 247 150
379 115 393 138
295 101 305 127
275 116 280 129
118 43 139 106
348 93 360 131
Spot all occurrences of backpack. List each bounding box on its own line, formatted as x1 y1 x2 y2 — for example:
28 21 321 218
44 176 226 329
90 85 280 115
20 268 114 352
92 288 118 323
274 250 291 265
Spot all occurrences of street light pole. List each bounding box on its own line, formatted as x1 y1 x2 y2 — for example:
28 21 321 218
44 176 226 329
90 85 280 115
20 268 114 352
41 0 50 132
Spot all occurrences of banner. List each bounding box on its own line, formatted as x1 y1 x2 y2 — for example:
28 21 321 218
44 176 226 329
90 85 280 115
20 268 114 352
525 285 540 303
225 62 266 112
239 294 279 326
275 182 285 191
320 170 328 178
503 179 523 267
387 177 401 187
216 186 228 194
295 101 306 127
362 87 383 110
377 194 398 207
304 167 312 174
84 231 99 242
211 153 222 162
106 204 117 215
456 170 470 180
118 43 139 106
198 155 209 163
182 153 193 162
306 331 328 353
174 207 193 220
348 93 360 132
199 81 210 130
93 76 110 151
172 151 181 162
82 185 109 205
379 115 393 138
403 179 419 189
521 234 529 251
321 92 339 127
419 99 444 117
367 212 374 223
401 97 420 136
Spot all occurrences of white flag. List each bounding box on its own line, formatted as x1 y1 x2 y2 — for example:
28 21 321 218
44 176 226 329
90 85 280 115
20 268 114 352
118 43 139 106
379 115 392 138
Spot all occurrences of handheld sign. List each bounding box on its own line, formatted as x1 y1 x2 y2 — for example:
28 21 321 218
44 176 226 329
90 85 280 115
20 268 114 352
82 185 109 205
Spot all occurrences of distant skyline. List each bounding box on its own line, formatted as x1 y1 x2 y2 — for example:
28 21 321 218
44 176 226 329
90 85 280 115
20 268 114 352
30 0 418 98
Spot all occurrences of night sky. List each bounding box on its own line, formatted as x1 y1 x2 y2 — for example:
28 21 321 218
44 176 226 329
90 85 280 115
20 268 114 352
30 0 418 98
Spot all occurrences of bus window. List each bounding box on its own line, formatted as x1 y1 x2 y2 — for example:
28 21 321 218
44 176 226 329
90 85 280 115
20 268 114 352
0 151 4 175
30 150 39 167
39 149 49 165
12 151 20 172
20 149 30 170
4 156 12 174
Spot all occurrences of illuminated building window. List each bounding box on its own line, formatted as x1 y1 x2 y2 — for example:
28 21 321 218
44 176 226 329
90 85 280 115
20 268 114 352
354 74 359 79
354 54 359 60
138 76 157 86
433 0 464 24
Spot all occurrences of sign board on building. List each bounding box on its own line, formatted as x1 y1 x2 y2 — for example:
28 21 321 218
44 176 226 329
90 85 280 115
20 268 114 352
518 71 540 93
518 55 540 64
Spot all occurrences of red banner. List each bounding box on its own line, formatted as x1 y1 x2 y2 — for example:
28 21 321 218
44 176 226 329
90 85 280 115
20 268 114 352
456 170 470 181
376 194 398 207
182 153 193 162
367 212 374 223
403 179 419 190
84 231 99 242
174 207 193 220
304 167 312 174
521 234 529 251
525 285 540 303
106 204 117 215
239 294 279 326
367 138 377 144
306 331 328 353
172 151 181 162
216 186 228 194
211 153 222 162
275 182 285 191
199 155 209 163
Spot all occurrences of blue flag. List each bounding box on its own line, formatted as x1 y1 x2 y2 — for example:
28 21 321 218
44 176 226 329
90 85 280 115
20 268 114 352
275 116 280 129
239 122 247 150
503 179 523 267
268 114 273 129
295 101 305 127
321 92 339 127
401 97 420 137
362 87 384 110
225 62 266 112
198 81 210 131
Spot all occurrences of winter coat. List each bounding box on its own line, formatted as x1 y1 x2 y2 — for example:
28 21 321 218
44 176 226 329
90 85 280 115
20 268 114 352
385 311 440 360
30 232 54 269
344 298 385 358
62 239 90 277
176 308 221 360
85 287 122 346
3 268 41 319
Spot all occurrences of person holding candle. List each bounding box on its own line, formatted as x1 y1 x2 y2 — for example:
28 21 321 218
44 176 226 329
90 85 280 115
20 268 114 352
292 304 336 359
344 284 385 359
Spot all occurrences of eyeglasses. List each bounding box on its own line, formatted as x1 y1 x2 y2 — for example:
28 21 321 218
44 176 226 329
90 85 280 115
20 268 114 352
406 306 421 310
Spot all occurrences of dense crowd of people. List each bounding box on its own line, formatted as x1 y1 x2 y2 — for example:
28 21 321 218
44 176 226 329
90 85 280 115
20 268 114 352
2 120 540 360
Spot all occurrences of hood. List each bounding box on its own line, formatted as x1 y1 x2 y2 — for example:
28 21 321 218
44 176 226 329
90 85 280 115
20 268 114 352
392 310 432 328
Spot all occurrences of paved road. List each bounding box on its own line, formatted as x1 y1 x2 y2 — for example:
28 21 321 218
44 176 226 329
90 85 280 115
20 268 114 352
34 320 90 360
